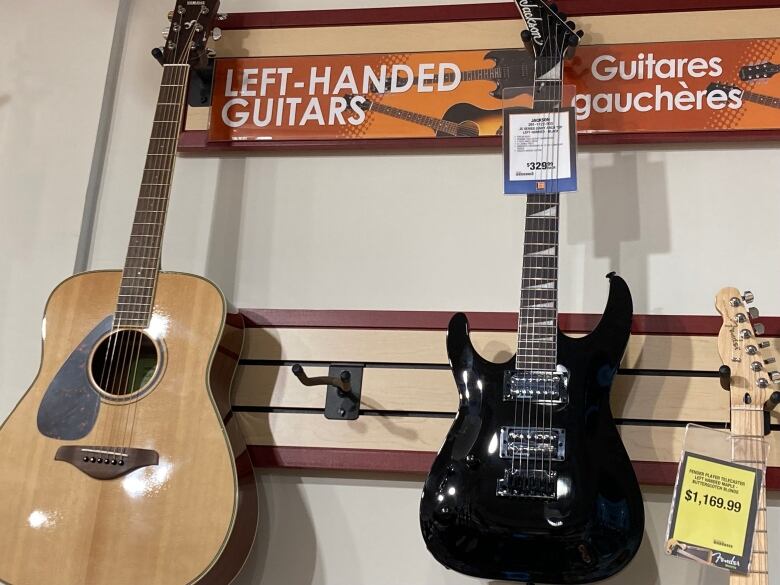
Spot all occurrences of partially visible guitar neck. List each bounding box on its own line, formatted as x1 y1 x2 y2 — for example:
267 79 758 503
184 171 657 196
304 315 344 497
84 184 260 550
116 65 190 328
363 100 459 136
741 89 780 110
516 74 563 372
729 406 769 585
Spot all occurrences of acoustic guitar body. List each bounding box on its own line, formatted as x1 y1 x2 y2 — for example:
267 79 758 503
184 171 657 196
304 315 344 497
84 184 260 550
438 103 504 137
0 270 257 585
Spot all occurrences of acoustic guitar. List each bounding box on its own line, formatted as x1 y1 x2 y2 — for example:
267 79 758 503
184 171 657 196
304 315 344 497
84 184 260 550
348 94 503 137
716 288 779 585
0 2 257 584
419 2 645 582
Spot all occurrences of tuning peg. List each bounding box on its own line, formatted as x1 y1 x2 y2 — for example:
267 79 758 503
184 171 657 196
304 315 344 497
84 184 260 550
520 29 534 52
765 357 777 365
749 307 760 319
559 12 568 20
742 291 755 304
217 12 228 21
162 27 170 40
206 48 217 58
576 29 585 38
211 27 222 41
759 341 771 349
167 10 173 21
566 20 575 29
151 47 165 66
754 323 766 336
550 3 558 11
770 371 780 383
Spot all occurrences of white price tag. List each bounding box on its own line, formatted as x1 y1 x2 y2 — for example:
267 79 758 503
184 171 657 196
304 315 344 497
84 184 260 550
503 108 577 195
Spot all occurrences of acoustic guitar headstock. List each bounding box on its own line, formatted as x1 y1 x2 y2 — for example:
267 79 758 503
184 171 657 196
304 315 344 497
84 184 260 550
160 0 224 68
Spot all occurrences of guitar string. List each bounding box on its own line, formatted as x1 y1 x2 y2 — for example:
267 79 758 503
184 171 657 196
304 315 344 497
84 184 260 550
549 33 566 484
119 62 187 455
115 62 177 453
125 21 198 454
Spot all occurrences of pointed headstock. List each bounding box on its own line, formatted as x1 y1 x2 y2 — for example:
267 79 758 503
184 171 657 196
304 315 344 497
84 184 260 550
716 287 779 410
514 0 583 79
161 0 222 67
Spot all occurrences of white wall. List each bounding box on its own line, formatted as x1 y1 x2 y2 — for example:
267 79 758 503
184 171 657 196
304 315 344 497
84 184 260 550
3 1 780 584
0 0 119 421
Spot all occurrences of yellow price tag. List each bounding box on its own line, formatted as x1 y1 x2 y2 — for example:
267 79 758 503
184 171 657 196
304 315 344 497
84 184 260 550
667 452 761 573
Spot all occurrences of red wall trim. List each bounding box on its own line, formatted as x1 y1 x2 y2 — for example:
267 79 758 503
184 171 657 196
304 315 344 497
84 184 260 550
178 130 780 153
239 309 780 337
248 446 780 489
220 1 780 30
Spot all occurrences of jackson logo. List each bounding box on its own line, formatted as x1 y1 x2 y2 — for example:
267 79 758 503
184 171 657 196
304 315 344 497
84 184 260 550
516 0 544 46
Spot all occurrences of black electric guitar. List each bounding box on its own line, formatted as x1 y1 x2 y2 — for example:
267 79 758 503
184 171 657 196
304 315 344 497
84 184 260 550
419 3 644 583
708 82 780 109
376 49 535 98
740 62 780 81
348 94 503 137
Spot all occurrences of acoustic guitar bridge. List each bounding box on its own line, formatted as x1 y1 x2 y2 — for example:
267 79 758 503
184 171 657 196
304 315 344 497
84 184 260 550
55 446 159 480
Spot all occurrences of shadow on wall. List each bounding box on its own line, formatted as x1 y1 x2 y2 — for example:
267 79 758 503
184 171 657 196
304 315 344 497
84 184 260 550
232 473 319 585
205 157 247 305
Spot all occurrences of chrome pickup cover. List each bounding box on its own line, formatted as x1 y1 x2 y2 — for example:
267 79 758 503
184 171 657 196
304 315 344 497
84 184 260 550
499 427 565 461
503 369 568 403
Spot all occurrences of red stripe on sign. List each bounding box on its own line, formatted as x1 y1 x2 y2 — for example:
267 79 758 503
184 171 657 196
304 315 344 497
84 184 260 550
218 1 780 30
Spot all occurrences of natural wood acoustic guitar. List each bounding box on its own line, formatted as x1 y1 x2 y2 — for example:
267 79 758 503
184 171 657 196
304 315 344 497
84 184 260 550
0 2 257 584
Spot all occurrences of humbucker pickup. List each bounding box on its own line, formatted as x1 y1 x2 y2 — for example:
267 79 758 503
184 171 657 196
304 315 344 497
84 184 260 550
503 369 568 403
499 427 565 461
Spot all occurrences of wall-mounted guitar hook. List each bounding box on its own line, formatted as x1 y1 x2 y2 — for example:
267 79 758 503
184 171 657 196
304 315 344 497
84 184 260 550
291 364 363 420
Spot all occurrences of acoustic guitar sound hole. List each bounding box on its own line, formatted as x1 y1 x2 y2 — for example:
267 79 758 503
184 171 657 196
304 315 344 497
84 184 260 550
90 330 160 401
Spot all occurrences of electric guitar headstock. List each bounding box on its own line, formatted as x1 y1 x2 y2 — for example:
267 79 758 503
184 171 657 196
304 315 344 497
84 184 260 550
716 287 780 432
159 0 225 69
514 0 583 80
707 81 742 96
740 62 780 82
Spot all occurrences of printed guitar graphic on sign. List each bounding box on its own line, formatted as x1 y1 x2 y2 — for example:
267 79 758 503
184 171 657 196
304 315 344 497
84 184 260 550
346 94 503 137
0 2 258 584
418 2 644 583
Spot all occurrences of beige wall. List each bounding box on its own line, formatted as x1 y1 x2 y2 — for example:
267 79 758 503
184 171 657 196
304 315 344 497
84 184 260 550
2 1 780 584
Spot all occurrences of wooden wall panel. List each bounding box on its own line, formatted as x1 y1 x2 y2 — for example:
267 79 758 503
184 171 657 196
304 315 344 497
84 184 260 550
236 414 780 467
241 327 779 371
234 365 730 422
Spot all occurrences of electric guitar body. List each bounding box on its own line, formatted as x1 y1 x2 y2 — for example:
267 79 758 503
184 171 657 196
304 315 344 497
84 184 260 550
437 103 504 136
484 48 536 98
420 274 643 583
0 270 257 585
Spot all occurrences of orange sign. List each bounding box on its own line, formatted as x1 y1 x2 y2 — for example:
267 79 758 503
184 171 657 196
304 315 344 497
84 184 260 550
207 39 780 142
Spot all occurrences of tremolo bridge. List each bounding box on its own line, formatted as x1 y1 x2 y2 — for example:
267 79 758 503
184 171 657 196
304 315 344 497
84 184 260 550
503 369 568 403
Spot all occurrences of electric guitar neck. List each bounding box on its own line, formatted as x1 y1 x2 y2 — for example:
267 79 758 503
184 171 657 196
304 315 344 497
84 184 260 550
716 287 780 585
